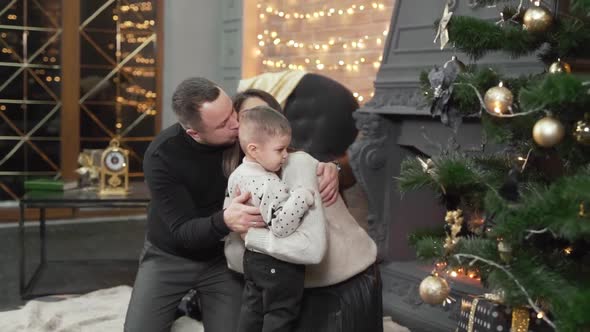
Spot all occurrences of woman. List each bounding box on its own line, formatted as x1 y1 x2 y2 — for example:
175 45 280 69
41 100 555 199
225 89 382 332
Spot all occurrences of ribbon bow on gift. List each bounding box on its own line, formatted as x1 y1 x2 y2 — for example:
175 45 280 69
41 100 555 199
76 151 100 184
434 1 454 50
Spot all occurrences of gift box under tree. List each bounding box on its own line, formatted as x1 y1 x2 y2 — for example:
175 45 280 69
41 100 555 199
457 296 553 332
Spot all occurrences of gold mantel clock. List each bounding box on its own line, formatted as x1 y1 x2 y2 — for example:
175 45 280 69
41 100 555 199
99 138 129 196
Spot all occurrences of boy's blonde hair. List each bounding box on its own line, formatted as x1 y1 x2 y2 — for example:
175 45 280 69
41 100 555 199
239 105 291 151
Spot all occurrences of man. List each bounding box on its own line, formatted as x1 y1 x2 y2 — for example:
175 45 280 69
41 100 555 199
124 77 339 332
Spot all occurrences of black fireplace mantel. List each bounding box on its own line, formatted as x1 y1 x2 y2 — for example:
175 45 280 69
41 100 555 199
347 0 555 330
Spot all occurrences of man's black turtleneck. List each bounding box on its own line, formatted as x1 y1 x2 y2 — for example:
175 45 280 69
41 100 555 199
143 123 230 261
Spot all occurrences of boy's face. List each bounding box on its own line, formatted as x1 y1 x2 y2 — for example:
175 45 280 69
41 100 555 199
251 134 291 172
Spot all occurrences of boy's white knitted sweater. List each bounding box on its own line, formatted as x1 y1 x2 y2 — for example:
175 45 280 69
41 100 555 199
225 154 327 264
225 154 326 264
225 152 377 287
227 158 315 238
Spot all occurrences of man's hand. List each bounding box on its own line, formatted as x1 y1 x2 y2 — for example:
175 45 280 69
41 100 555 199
223 189 265 233
317 162 339 207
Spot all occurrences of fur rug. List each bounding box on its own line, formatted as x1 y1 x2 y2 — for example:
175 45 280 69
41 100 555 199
0 286 408 332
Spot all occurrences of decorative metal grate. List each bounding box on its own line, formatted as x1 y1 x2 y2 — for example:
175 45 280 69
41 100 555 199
0 0 159 202
0 0 63 201
79 0 158 178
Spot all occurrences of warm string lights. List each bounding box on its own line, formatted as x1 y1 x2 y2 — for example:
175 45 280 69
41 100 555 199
254 2 392 104
261 55 383 71
119 20 155 30
256 29 388 51
1 27 61 83
257 2 389 20
134 56 156 64
120 2 153 13
455 253 556 329
123 67 156 77
435 261 481 281
112 3 157 120
123 34 152 44
125 85 156 98
116 96 157 115
109 2 157 116
0 2 157 111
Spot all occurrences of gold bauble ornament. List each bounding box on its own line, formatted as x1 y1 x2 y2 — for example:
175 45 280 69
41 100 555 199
532 116 565 148
419 275 451 305
548 59 572 74
484 83 513 115
523 5 553 33
497 240 513 264
574 117 590 146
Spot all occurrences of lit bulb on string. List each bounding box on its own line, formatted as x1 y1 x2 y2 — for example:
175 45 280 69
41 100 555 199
484 82 513 115
254 2 390 98
257 3 386 20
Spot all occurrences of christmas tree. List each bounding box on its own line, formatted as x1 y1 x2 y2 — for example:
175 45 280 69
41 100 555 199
397 1 590 331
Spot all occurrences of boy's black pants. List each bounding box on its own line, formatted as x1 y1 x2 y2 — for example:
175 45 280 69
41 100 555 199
238 250 305 332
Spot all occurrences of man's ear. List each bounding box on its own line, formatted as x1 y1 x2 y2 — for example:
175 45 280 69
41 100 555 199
185 128 201 141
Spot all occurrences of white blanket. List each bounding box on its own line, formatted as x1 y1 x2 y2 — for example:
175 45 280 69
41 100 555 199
0 286 408 332
0 286 203 332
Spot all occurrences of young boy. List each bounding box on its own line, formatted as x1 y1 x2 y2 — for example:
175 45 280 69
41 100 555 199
227 105 315 332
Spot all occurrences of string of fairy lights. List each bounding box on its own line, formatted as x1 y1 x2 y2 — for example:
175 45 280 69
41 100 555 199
254 1 393 103
257 2 388 20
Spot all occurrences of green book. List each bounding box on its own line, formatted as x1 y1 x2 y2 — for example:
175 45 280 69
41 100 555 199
24 178 78 192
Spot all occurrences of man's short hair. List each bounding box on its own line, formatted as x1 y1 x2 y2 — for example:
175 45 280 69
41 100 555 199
239 105 291 150
172 77 220 129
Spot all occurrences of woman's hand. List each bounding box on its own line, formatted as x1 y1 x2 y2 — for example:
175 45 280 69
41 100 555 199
316 162 339 206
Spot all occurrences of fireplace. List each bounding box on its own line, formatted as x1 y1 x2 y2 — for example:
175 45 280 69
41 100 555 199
347 0 552 331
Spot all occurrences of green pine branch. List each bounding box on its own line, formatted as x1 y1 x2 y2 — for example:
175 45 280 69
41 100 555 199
571 0 590 15
398 154 491 207
481 112 537 144
478 250 589 332
413 4 590 330
539 15 590 62
411 236 445 262
448 14 590 62
519 73 590 114
448 15 543 60
488 173 590 242
419 66 536 118
451 240 590 331
397 157 437 194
